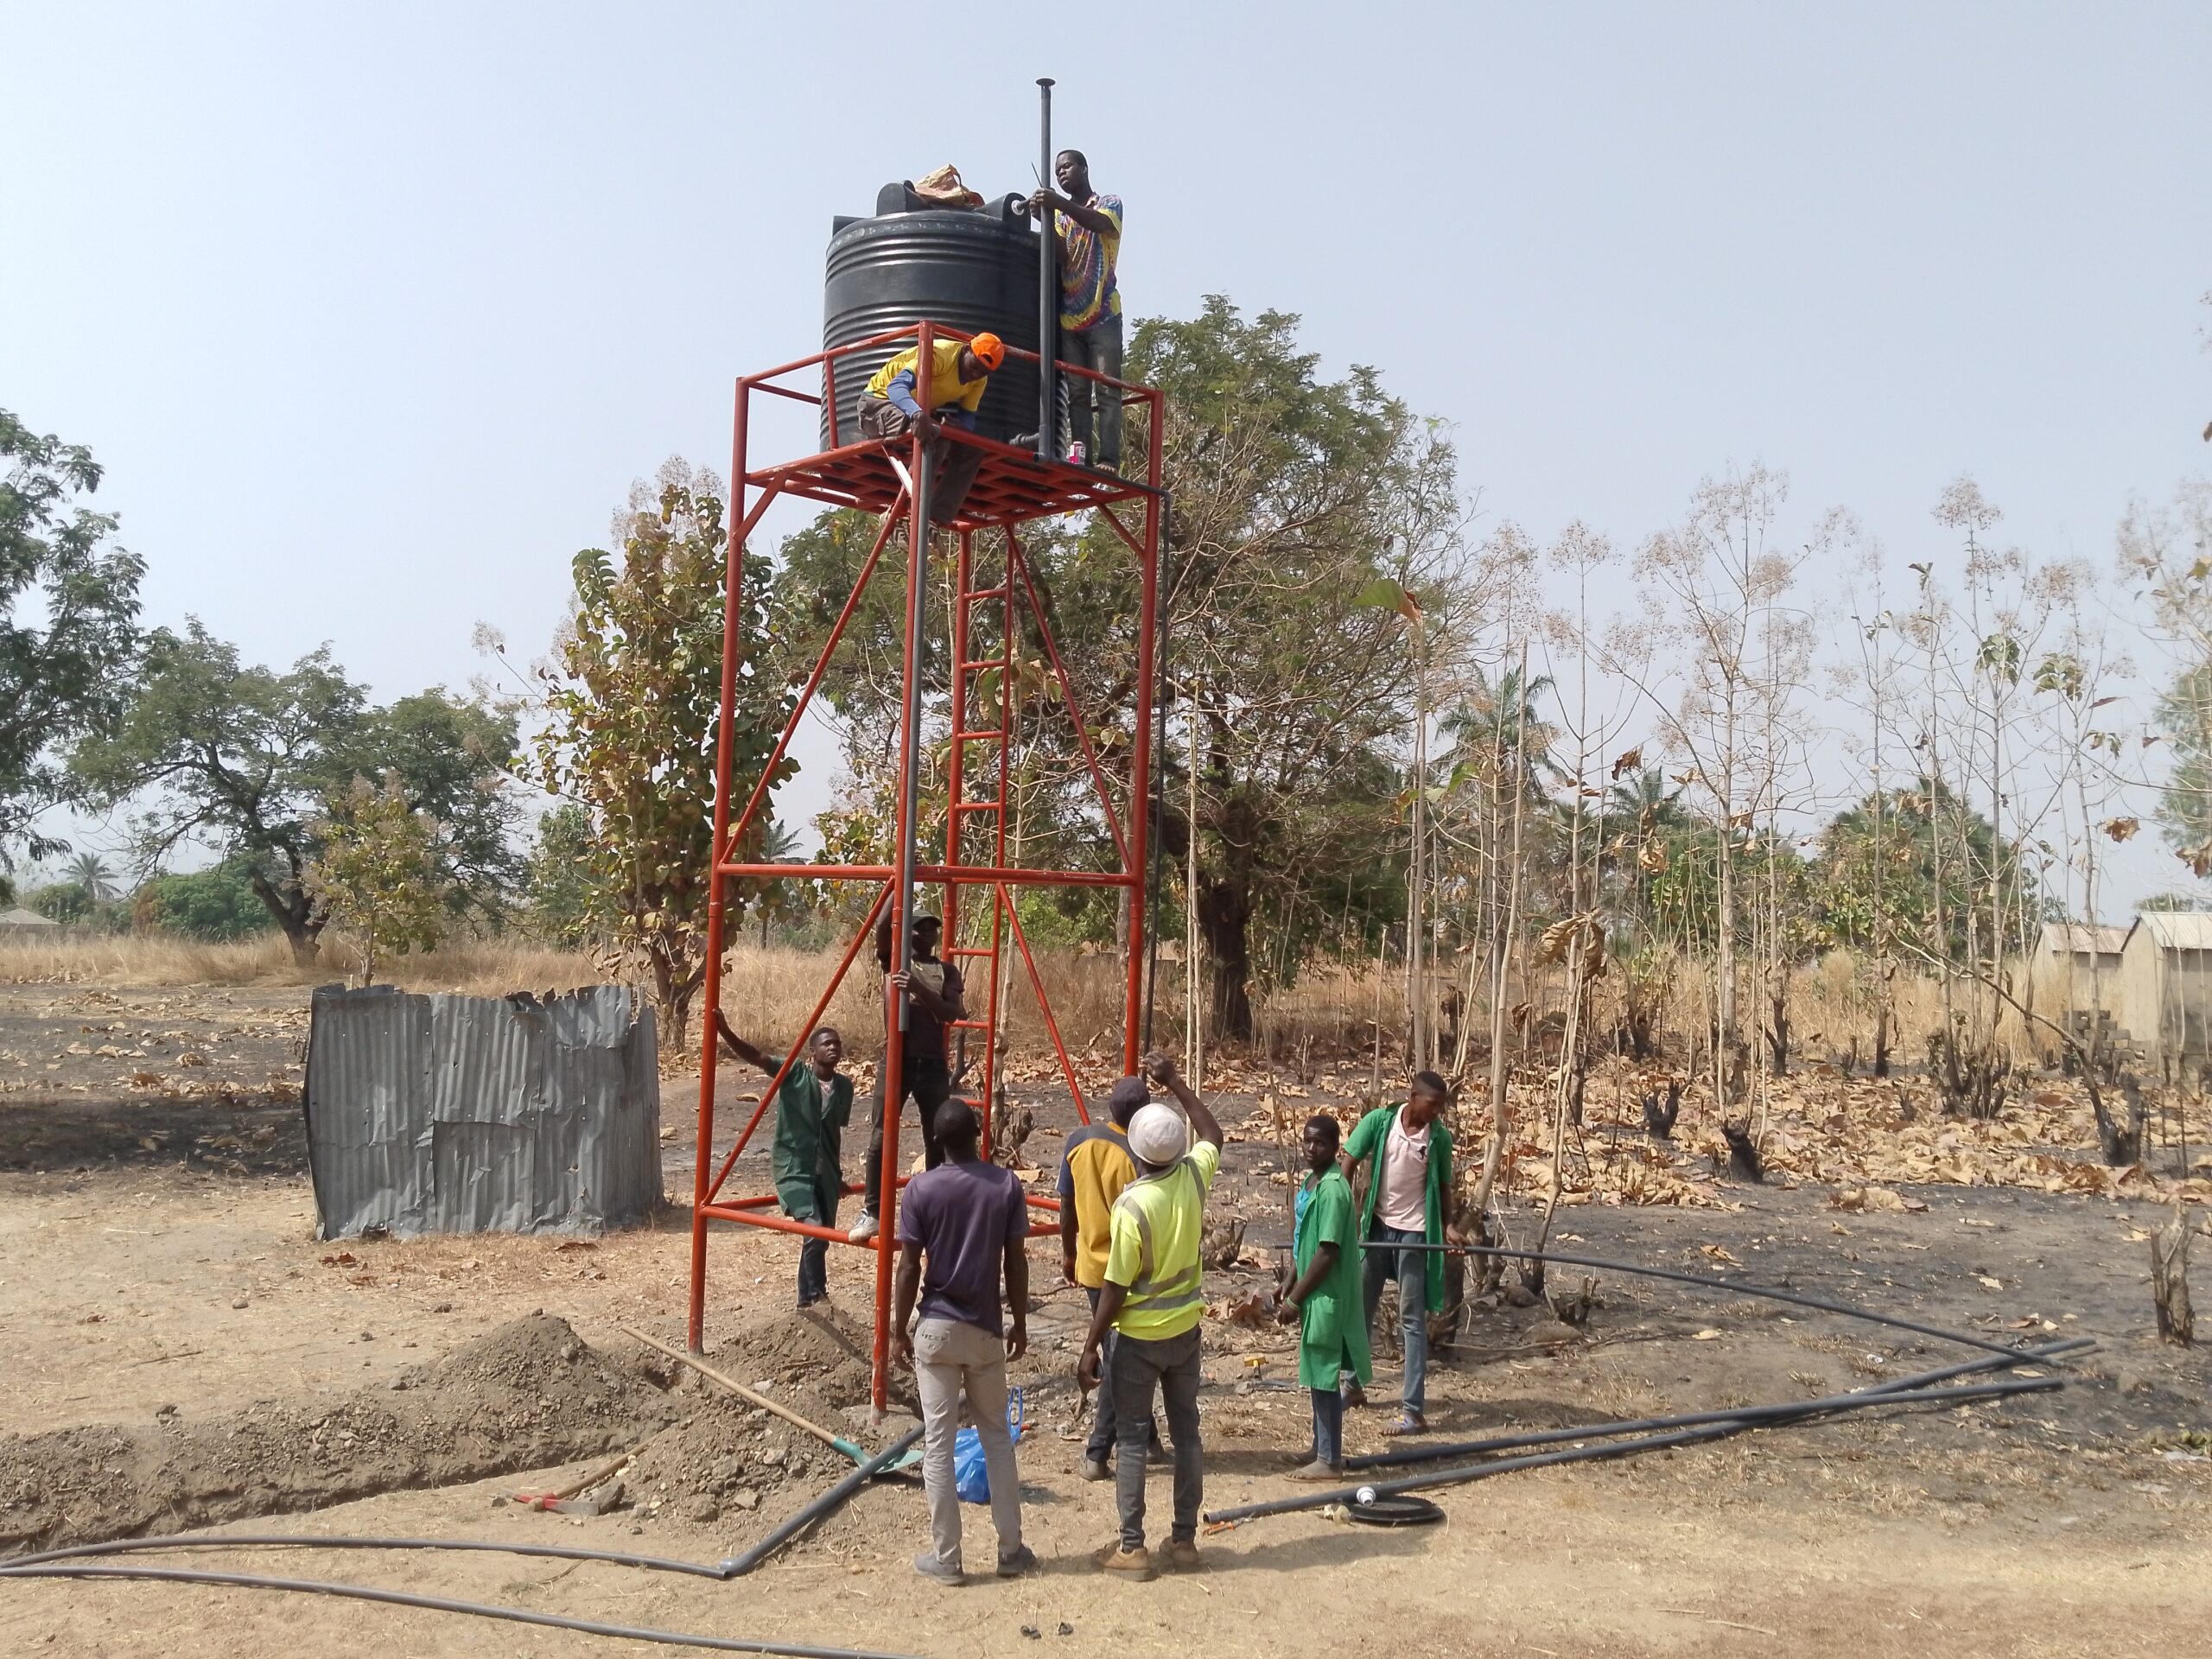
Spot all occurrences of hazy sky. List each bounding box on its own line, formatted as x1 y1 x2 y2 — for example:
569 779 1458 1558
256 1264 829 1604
8 3 2209 905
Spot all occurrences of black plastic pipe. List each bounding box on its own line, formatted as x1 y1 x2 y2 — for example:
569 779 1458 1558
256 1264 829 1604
2 1531 734 1578
1344 1334 2090 1471
0 1560 922 1658
726 1424 925 1576
1342 1344 2085 1472
1035 78 1056 461
1141 490 1172 1052
1202 1375 2059 1526
1361 1241 2034 1358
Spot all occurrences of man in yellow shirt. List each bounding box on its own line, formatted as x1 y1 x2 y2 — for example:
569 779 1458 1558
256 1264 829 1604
858 333 1002 524
1058 1075 1164 1480
1076 1052 1224 1580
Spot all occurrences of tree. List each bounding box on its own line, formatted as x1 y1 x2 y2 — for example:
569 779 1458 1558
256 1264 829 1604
1618 466 1823 1103
133 856 276 940
29 880 95 924
532 461 796 1049
339 690 523 923
306 775 450 985
753 818 817 946
521 803 603 948
73 620 520 961
2133 476 2212 877
1141 303 1475 1039
66 851 117 906
1811 785 2035 957
0 410 146 861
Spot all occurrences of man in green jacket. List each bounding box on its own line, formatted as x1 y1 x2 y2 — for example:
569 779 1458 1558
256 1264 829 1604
1340 1071 1465 1433
1276 1112 1369 1478
718 1014 852 1308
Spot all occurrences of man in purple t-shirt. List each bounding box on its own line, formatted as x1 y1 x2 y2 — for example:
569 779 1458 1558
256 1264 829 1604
892 1099 1035 1585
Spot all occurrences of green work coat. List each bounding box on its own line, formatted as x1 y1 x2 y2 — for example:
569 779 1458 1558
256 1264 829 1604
1342 1104 1453 1314
1294 1166 1370 1389
771 1065 853 1221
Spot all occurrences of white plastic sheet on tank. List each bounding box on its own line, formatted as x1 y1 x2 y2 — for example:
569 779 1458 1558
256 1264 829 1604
305 983 662 1239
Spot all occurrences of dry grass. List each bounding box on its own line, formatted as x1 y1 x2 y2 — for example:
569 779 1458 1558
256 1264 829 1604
711 942 1135 1056
0 928 2045 1069
0 931 611 996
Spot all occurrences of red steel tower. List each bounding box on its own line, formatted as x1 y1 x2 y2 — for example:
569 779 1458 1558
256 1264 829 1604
685 321 1164 1409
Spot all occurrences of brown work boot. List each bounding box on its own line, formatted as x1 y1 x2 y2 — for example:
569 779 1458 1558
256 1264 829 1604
1162 1538 1202 1572
1094 1541 1155 1581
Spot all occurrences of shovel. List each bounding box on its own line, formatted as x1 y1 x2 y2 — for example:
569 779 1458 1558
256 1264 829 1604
620 1325 923 1472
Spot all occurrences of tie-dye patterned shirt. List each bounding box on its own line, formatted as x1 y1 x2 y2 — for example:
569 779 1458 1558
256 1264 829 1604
1055 194 1124 334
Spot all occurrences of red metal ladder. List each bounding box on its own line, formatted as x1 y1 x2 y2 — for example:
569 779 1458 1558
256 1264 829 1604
942 527 1014 1154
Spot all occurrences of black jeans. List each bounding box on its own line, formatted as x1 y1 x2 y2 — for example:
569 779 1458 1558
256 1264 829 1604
861 1054 952 1215
1058 313 1123 467
855 397 983 524
1084 1287 1164 1465
1110 1324 1202 1550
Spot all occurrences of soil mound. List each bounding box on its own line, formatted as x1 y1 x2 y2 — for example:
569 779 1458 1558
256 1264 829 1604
717 1301 886 1412
618 1305 923 1533
0 1314 671 1554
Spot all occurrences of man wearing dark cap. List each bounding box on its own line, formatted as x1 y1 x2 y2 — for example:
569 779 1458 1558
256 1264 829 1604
851 912 965 1243
1058 1074 1163 1480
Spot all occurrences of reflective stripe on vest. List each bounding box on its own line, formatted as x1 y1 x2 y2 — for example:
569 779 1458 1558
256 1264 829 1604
1113 1160 1205 1314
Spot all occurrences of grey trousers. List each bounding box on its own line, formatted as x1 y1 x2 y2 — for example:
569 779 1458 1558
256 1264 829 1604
1110 1323 1202 1550
913 1316 1022 1572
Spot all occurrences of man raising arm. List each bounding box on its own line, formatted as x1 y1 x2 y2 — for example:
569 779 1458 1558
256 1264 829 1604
1076 1052 1222 1580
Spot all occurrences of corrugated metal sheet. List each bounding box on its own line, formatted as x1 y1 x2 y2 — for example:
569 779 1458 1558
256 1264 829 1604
305 984 662 1240
2042 923 2127 957
2132 912 2212 950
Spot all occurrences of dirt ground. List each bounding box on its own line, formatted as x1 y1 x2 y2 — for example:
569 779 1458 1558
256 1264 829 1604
3 981 2210 1657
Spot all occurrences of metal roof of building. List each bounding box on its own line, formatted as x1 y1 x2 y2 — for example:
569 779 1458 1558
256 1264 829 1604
2042 923 2128 956
2130 912 2212 950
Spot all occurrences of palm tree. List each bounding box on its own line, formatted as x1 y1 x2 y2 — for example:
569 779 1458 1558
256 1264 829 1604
67 851 117 907
756 819 809 948
1440 664 1563 803
1608 765 1689 828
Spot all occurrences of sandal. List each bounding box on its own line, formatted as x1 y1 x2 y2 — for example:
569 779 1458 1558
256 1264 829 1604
1382 1414 1428 1436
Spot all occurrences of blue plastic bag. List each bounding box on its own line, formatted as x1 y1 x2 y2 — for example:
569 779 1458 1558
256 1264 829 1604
952 1385 1024 1504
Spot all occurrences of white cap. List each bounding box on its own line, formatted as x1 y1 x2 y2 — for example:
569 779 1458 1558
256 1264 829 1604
1128 1103 1189 1166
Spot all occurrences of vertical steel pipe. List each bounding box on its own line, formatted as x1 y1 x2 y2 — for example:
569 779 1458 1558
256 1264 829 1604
689 374 752 1354
873 325 934 1411
1036 78 1056 461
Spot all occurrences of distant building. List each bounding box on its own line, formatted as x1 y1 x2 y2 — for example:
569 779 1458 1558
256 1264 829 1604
0 906 60 931
2115 912 2212 1076
2031 922 2127 1020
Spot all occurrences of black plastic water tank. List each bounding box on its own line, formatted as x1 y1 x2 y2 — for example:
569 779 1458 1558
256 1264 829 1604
823 187 1043 450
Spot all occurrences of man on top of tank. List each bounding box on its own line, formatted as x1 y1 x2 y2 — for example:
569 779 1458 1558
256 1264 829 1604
1026 150 1124 472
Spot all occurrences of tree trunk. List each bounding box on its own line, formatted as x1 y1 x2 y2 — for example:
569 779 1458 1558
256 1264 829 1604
250 869 322 965
2152 1202 2195 1345
1196 870 1254 1042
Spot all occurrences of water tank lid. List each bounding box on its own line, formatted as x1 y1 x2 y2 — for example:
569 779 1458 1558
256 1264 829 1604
865 181 1034 227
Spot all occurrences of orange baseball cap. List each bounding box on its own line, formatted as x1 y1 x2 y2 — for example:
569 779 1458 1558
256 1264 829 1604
969 332 1006 370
